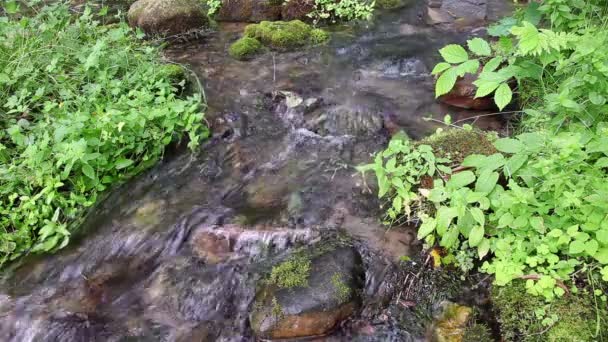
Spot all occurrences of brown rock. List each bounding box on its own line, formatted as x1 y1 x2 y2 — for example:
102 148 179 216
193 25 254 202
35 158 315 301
281 0 315 20
128 0 208 36
438 72 495 110
215 0 282 22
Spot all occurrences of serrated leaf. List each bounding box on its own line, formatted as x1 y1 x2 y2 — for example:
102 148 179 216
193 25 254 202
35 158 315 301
494 83 513 110
439 44 469 64
475 170 499 194
474 80 500 98
494 138 524 154
511 21 540 55
455 59 480 77
447 171 476 189
469 225 485 247
435 68 458 98
483 57 503 73
432 62 452 75
467 38 492 57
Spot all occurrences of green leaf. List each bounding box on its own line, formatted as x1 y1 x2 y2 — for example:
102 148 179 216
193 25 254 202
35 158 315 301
569 240 585 254
447 171 476 190
478 239 490 259
470 207 485 226
469 225 485 247
494 83 513 110
498 212 514 228
595 248 608 264
436 206 458 236
483 57 503 73
417 218 437 239
439 44 469 64
467 38 492 57
435 68 458 98
504 153 527 177
475 170 499 194
5 1 20 14
455 59 480 77
596 229 608 245
115 158 134 170
474 80 500 98
440 227 459 248
82 164 95 180
511 22 540 55
432 62 452 75
494 138 524 154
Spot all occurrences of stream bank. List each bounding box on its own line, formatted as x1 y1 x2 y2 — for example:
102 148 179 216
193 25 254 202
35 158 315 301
1 0 515 340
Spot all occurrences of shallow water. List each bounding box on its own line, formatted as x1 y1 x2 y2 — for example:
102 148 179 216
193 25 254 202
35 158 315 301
0 1 512 340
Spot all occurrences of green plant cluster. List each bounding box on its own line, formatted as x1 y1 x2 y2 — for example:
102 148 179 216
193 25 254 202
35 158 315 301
308 0 375 23
202 0 222 16
0 3 207 264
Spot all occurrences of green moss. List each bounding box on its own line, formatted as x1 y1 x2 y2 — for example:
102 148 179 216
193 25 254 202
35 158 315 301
229 37 263 60
331 273 351 304
310 28 329 45
159 63 185 82
242 20 328 51
492 281 606 341
463 323 493 342
271 297 283 317
418 128 497 164
269 255 311 288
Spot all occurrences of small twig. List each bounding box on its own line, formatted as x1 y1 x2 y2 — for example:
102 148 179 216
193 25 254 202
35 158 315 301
451 110 523 125
519 274 570 294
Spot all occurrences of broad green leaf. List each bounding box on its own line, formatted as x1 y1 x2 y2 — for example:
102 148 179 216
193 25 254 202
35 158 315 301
455 59 480 77
432 62 451 75
498 212 514 228
436 206 458 236
475 170 499 194
595 248 608 264
417 218 437 239
504 153 527 177
494 138 524 154
483 57 503 73
474 80 500 98
596 229 608 244
470 207 485 226
440 227 459 248
467 38 492 57
478 239 490 259
494 83 513 110
82 164 95 180
435 68 458 97
469 225 485 247
462 154 487 168
115 158 134 170
447 171 476 189
439 44 469 64
569 240 585 254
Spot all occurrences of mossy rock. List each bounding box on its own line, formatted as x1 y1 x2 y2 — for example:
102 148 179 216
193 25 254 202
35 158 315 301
229 37 264 60
250 243 364 339
243 20 329 51
492 280 607 341
418 128 497 164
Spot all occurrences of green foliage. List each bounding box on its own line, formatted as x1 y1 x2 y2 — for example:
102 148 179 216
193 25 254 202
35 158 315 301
492 280 606 341
0 4 207 264
331 273 351 303
419 128 497 164
308 0 375 23
202 0 222 16
244 20 327 50
269 255 311 288
357 137 451 224
229 37 263 60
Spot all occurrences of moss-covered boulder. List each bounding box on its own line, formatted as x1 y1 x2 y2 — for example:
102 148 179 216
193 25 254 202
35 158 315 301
244 20 329 50
418 128 497 164
229 37 264 60
128 0 208 36
250 243 364 339
215 0 282 22
492 281 607 342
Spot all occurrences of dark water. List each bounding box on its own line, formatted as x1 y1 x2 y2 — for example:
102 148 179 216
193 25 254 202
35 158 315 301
0 1 511 341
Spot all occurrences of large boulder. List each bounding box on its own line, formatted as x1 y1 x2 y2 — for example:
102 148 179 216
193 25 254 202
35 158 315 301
128 0 208 36
250 244 365 339
215 0 282 22
281 0 315 20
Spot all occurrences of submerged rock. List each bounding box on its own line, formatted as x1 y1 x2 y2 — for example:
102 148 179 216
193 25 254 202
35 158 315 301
425 0 487 29
216 0 282 22
250 244 364 339
128 0 208 36
431 302 473 342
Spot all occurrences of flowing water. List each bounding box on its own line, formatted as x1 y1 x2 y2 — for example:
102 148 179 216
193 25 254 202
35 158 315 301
0 1 511 340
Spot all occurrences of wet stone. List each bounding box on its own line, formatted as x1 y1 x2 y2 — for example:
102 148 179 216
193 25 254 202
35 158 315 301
127 0 208 36
250 244 365 339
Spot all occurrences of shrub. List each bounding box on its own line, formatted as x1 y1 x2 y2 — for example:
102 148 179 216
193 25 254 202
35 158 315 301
0 3 207 264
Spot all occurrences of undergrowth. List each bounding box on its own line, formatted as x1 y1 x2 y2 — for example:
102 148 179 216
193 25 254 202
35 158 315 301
0 2 207 265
